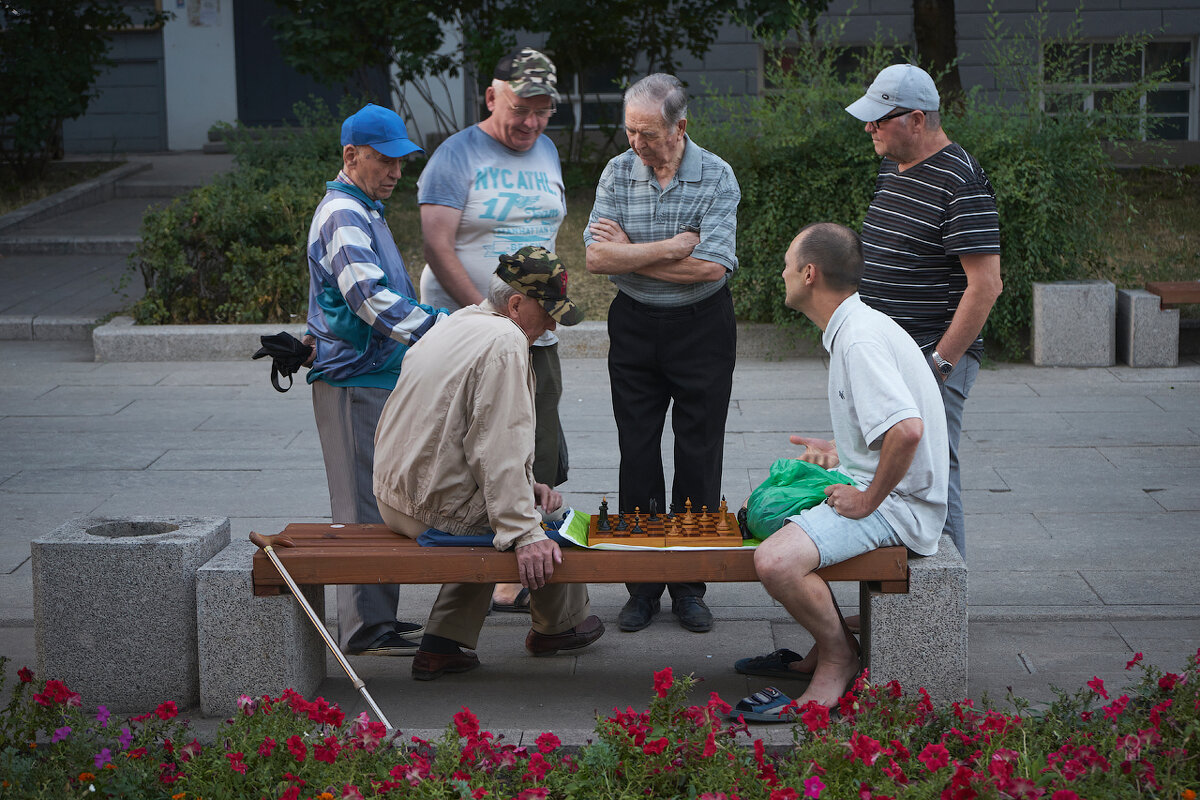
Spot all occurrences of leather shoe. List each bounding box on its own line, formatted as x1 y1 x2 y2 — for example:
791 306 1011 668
617 595 660 632
526 614 605 656
672 596 713 632
411 649 480 681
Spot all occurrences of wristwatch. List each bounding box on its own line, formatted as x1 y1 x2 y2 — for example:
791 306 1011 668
931 350 954 376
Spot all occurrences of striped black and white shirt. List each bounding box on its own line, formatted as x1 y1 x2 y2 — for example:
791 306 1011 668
860 143 1000 352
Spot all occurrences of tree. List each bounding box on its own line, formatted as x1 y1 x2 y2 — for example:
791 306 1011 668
0 1 167 180
912 0 964 105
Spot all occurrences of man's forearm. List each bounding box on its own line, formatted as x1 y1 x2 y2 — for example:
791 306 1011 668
936 254 1002 366
637 256 728 284
861 418 923 512
585 239 690 275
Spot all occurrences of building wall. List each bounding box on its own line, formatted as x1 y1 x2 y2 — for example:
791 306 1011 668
161 0 238 151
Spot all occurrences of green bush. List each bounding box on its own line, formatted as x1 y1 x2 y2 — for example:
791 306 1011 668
692 5 1166 359
128 100 352 325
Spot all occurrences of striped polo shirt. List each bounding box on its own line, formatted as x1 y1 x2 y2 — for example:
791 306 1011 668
859 143 1000 352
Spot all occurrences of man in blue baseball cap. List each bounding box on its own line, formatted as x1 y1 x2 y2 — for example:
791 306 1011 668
303 102 447 658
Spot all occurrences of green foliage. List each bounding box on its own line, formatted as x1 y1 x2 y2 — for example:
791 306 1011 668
692 2 1171 359
0 1 167 180
128 100 351 325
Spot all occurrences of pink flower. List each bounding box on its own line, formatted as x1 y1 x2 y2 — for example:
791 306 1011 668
917 743 950 772
118 727 134 750
653 667 673 698
180 739 201 762
51 726 72 743
1125 652 1144 670
237 694 256 715
226 751 247 774
517 789 549 800
258 736 276 757
341 785 364 800
95 706 110 728
535 732 561 754
155 701 178 720
804 775 826 798
94 748 112 769
1086 676 1108 700
698 794 728 800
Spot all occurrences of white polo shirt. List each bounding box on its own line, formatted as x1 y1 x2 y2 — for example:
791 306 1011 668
822 293 949 555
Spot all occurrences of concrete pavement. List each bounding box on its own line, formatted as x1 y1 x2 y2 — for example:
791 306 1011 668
1 338 1197 744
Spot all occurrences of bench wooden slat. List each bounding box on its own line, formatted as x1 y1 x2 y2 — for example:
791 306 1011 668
1146 281 1200 306
251 524 908 596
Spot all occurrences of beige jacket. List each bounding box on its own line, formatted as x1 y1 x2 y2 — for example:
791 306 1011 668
373 302 544 551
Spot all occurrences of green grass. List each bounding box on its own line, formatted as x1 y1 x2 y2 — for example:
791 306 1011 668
0 161 125 217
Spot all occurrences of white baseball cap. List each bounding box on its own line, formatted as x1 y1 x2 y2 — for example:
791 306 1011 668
845 64 940 122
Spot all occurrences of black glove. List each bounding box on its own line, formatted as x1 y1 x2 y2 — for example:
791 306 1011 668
251 332 313 393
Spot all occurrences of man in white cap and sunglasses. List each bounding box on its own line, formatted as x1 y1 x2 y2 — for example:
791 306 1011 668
843 64 1002 561
304 103 447 659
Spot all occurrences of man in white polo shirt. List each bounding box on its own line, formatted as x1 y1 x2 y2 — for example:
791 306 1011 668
732 223 947 721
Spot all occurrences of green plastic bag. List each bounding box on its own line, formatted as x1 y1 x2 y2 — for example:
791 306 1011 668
745 458 855 539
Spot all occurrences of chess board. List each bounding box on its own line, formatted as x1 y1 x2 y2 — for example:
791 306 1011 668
587 502 744 548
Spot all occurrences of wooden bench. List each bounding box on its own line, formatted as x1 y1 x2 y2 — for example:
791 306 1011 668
251 523 909 596
1146 281 1200 307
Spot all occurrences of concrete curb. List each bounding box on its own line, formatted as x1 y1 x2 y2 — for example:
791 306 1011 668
0 161 150 235
90 316 825 362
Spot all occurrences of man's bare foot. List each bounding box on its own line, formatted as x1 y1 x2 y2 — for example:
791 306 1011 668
492 583 524 605
791 637 860 709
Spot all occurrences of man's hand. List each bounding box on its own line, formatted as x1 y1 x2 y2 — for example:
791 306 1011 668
533 482 562 513
301 334 316 368
588 217 632 244
515 538 562 589
823 483 872 519
790 435 839 469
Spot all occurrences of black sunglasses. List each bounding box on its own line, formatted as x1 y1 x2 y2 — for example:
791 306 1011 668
872 108 915 125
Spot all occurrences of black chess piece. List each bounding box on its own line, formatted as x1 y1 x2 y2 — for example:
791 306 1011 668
647 498 659 521
631 507 644 534
597 497 611 531
614 512 628 531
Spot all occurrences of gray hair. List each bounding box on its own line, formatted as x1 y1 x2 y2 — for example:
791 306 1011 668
624 73 687 127
487 274 520 308
491 78 511 99
923 110 942 131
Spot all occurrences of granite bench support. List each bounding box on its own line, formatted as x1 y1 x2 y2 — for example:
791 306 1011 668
1118 288 1180 367
191 524 969 711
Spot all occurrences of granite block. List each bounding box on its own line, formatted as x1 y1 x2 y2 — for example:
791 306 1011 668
1117 289 1179 368
32 516 230 712
1032 280 1116 367
197 539 325 717
861 536 968 705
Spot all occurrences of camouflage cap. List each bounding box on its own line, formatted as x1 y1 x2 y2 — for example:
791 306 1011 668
494 47 560 102
495 246 583 326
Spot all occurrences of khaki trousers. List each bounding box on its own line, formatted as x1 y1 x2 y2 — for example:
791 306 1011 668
377 499 590 650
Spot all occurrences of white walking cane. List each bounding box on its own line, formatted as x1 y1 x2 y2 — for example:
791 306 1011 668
249 532 393 731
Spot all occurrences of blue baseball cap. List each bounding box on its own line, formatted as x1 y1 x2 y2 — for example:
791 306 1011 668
340 103 423 158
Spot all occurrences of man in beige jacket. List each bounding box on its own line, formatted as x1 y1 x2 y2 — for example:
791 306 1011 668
373 246 604 680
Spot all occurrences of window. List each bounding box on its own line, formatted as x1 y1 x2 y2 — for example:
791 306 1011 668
1043 40 1196 140
548 63 625 131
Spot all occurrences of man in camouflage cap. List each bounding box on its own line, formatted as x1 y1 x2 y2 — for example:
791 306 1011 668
418 47 570 614
374 248 601 681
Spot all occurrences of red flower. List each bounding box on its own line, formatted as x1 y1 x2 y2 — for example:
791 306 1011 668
226 751 247 774
341 785 364 800
157 762 183 785
454 707 480 738
702 729 717 758
17 667 32 683
523 752 553 782
1158 672 1179 691
155 701 178 720
314 736 341 764
917 743 950 772
769 789 799 800
653 667 673 698
1125 652 1144 670
1086 677 1108 700
800 701 830 733
1103 694 1130 722
535 732 560 754
707 692 732 717
517 790 548 800
850 732 883 766
1051 791 1080 800
258 736 276 757
279 788 300 800
286 734 307 762
33 679 78 707
642 737 669 755
179 740 201 762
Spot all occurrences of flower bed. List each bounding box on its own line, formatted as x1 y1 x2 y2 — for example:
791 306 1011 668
0 652 1196 799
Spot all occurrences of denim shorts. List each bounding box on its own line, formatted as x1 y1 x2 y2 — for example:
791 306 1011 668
785 502 904 569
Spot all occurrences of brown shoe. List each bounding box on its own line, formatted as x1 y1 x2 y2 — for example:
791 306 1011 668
411 649 480 681
525 614 605 656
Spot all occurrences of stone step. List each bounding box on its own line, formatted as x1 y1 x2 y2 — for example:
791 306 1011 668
0 236 138 256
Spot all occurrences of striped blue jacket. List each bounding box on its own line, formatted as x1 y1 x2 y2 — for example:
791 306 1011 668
305 174 446 388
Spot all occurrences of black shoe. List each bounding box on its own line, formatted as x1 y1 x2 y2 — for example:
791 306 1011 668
395 621 426 638
350 631 421 657
618 596 660 632
672 596 713 632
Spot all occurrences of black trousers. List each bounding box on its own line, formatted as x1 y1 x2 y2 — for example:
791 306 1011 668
607 286 736 600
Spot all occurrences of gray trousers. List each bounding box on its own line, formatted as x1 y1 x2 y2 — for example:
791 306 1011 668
311 381 402 652
928 349 979 561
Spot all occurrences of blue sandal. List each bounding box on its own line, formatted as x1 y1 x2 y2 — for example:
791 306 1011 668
731 686 800 723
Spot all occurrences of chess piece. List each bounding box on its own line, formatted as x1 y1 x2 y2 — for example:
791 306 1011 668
631 507 644 534
700 504 710 522
647 498 658 521
718 496 728 516
597 497 611 531
614 512 628 532
683 498 694 524
715 498 732 535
